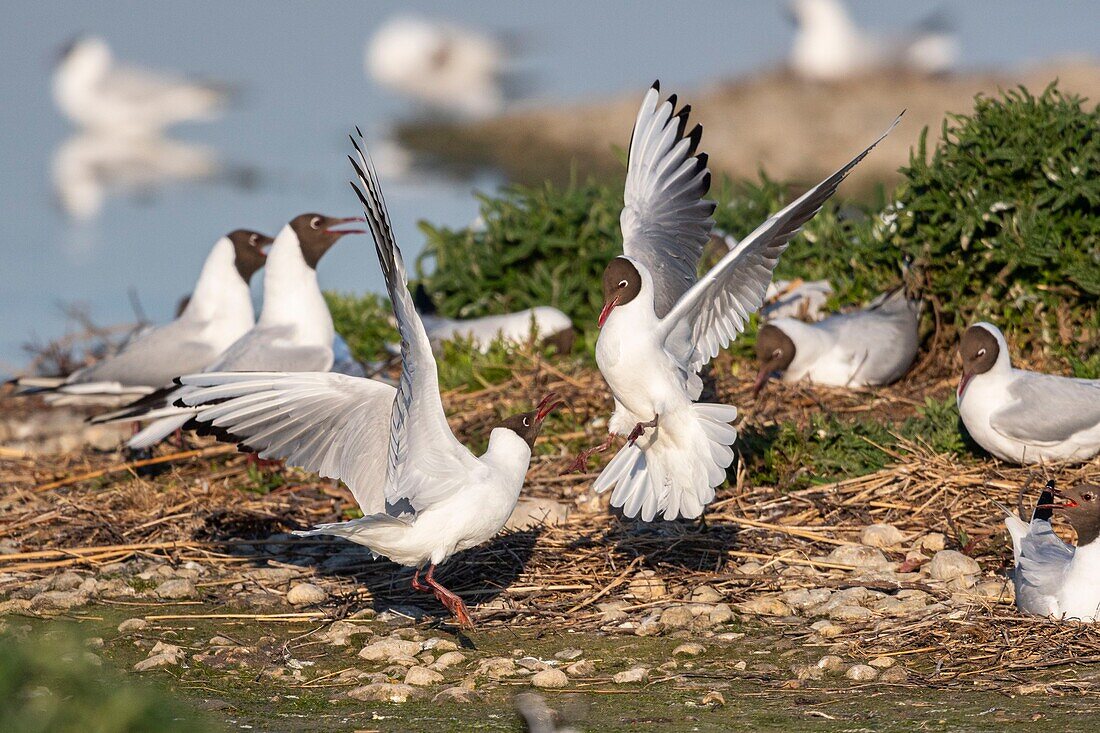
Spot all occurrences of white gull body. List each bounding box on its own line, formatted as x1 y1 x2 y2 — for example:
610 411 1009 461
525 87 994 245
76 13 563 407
14 233 261 406
788 0 957 82
1000 485 1100 622
768 288 920 388
53 36 228 135
957 323 1100 465
93 217 343 447
590 83 898 521
421 307 572 353
178 137 554 624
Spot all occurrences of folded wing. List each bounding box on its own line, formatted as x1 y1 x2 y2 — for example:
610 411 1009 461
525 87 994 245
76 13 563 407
990 375 1100 445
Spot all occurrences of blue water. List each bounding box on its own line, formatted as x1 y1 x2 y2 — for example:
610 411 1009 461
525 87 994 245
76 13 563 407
1 0 1097 377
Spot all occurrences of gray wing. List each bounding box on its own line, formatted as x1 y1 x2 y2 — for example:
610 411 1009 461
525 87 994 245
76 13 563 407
621 82 715 318
177 371 396 514
990 374 1100 445
211 324 333 373
67 317 220 388
350 131 480 512
660 114 902 373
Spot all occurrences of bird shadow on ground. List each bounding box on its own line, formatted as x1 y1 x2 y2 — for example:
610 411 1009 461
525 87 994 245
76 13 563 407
568 513 740 575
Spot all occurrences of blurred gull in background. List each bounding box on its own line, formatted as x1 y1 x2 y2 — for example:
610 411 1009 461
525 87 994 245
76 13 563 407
53 35 230 135
365 15 515 118
787 0 958 81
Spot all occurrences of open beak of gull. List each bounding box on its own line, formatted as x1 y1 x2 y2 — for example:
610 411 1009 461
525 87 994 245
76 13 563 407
598 296 620 328
535 392 565 423
325 216 367 236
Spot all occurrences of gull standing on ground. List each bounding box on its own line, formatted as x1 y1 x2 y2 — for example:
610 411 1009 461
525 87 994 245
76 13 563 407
786 0 957 82
753 287 921 392
176 132 562 626
567 82 898 521
998 480 1100 622
957 322 1100 465
91 213 362 447
53 36 230 135
12 230 269 406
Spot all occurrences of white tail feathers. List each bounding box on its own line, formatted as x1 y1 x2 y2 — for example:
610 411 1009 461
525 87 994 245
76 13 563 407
293 514 411 557
594 402 738 521
128 414 191 449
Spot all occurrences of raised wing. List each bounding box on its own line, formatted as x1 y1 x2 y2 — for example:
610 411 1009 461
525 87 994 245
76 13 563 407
349 130 480 511
660 114 902 373
990 373 1100 445
177 371 396 514
621 81 715 318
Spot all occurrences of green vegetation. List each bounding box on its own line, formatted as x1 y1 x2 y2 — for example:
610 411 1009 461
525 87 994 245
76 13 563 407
745 398 965 491
0 628 216 733
324 291 398 364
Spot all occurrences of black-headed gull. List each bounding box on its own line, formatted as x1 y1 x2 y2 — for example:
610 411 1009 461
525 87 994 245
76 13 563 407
53 36 229 135
999 480 1100 622
567 82 898 521
365 16 511 118
91 213 362 447
957 322 1100 464
787 0 957 82
753 287 921 392
176 132 562 627
13 230 269 406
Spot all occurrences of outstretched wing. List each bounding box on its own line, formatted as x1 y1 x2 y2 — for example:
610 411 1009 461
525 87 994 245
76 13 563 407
620 81 715 318
659 114 902 373
349 130 480 511
177 371 396 514
990 373 1100 445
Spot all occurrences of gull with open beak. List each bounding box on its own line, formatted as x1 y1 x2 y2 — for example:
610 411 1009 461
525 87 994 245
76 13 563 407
90 212 363 447
998 480 1100 622
567 81 899 521
957 322 1100 464
173 131 562 627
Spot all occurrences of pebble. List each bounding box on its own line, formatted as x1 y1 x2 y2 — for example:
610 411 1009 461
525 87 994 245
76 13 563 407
659 605 694 629
30 590 88 611
860 524 905 548
432 686 480 704
736 597 791 617
780 588 832 611
597 601 629 623
700 691 725 707
613 667 649 684
628 572 667 601
691 585 723 603
359 638 422 662
517 656 551 672
285 583 327 606
673 643 706 657
118 618 148 633
430 651 466 672
423 637 459 652
826 544 893 571
828 605 874 622
709 603 735 625
475 657 517 679
347 682 417 703
554 648 583 661
154 579 197 600
565 659 595 677
845 664 878 681
322 620 369 646
50 571 85 591
405 666 444 686
916 533 946 552
791 664 824 681
926 550 980 586
869 656 896 669
505 497 571 530
810 620 844 638
879 666 908 683
816 655 846 672
531 668 569 688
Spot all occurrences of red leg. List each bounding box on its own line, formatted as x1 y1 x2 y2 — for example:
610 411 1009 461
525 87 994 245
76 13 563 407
411 568 429 592
561 433 615 475
627 414 659 446
424 564 473 628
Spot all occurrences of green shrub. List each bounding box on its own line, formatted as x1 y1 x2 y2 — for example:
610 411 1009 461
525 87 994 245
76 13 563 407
324 291 398 364
886 84 1100 342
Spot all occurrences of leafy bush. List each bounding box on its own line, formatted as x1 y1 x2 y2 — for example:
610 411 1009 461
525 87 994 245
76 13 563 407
885 84 1100 341
325 291 398 364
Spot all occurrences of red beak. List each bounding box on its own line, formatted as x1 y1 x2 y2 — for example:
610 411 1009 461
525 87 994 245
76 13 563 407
752 367 772 397
535 392 564 422
958 371 973 398
598 296 620 328
325 216 367 236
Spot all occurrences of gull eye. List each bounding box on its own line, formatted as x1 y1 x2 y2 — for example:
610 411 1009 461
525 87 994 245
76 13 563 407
522 416 530 427
618 279 628 288
249 234 258 246
1083 492 1096 502
772 349 782 359
310 216 321 230
976 348 986 357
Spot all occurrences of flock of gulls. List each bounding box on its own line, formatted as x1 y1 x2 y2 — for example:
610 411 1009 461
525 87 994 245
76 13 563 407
15 69 1100 628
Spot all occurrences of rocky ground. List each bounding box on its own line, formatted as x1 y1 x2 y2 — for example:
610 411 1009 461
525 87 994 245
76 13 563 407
2 352 1099 731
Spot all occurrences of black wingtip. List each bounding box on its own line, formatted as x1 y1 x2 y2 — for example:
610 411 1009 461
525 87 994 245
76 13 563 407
650 79 660 92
